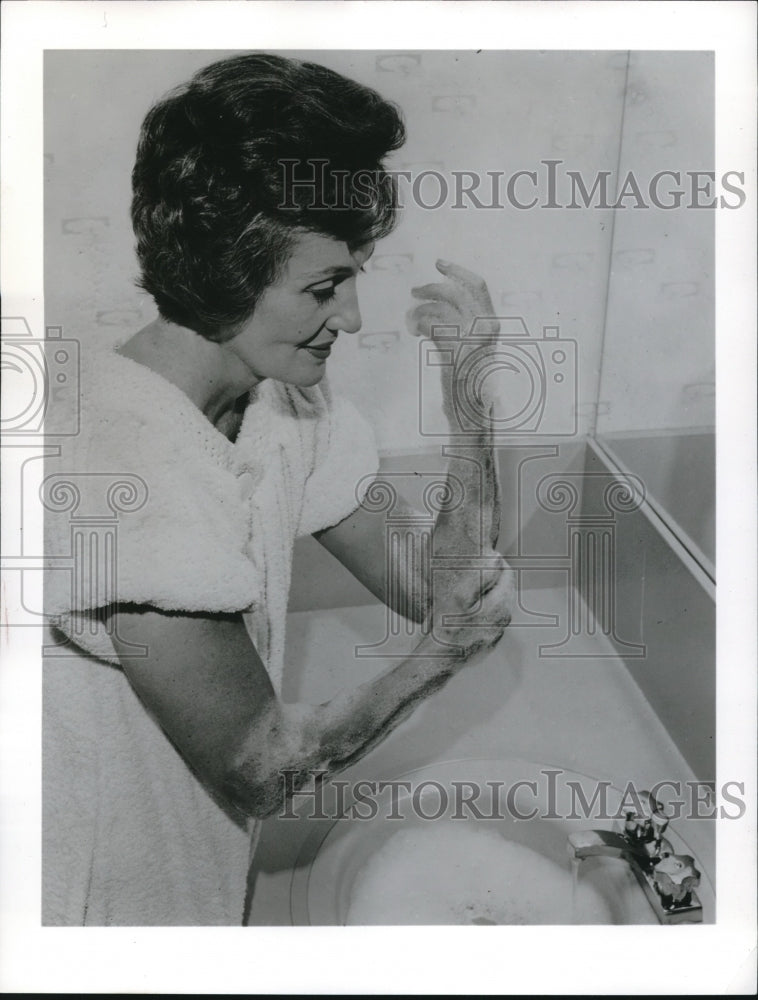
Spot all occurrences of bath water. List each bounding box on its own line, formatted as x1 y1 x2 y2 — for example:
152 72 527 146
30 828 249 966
344 823 613 924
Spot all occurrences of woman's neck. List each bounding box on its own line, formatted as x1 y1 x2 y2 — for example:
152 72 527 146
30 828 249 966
117 317 261 428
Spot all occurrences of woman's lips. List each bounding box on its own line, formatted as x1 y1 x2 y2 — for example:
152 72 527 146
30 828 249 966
305 344 332 361
302 337 335 360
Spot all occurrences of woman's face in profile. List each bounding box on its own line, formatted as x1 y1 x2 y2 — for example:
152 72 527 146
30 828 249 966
226 232 374 388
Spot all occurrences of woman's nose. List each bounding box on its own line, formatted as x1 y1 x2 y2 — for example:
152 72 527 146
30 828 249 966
330 285 362 334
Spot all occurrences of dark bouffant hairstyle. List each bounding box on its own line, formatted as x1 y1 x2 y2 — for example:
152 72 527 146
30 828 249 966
131 53 406 339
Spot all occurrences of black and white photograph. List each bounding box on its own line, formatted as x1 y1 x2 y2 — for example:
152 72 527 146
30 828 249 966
1 1 755 994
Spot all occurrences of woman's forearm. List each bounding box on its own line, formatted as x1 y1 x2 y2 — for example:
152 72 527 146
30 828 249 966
434 432 501 556
387 411 502 624
222 638 463 818
313 638 464 771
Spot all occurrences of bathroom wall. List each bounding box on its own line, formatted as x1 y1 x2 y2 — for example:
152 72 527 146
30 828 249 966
595 51 715 437
44 49 629 454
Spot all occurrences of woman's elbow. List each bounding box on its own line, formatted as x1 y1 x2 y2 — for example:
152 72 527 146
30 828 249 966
220 760 325 821
219 766 286 820
218 705 321 820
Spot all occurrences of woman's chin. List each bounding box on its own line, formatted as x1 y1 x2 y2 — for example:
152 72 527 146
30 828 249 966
265 352 331 388
290 362 329 387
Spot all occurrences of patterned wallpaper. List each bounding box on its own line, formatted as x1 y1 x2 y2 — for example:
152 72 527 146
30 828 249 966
44 50 714 454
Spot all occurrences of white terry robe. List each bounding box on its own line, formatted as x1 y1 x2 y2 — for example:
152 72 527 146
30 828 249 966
42 348 378 925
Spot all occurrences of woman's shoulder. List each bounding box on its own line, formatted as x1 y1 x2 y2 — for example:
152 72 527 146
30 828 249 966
47 347 243 550
45 348 256 620
70 347 233 469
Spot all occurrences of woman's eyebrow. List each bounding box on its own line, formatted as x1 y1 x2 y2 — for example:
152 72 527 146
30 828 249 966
301 265 358 283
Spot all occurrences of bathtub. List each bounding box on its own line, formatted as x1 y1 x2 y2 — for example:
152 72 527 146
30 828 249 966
249 556 716 924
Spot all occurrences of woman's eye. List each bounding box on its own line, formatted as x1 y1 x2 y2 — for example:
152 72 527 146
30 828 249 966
309 268 363 306
310 284 337 306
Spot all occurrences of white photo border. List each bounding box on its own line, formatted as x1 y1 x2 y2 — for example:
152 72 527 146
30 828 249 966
1 1 756 993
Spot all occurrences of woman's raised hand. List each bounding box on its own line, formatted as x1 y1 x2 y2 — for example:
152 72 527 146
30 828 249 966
407 260 500 424
407 259 515 662
407 259 499 341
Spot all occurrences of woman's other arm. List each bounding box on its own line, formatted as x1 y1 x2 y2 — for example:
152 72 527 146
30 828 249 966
316 261 511 623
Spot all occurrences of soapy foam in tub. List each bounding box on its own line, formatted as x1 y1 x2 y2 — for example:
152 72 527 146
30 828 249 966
345 823 614 924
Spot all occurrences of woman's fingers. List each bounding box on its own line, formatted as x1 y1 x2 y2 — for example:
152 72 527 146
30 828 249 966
410 281 461 307
408 301 450 320
478 562 516 626
409 261 498 349
412 262 493 312
405 301 453 338
435 259 488 291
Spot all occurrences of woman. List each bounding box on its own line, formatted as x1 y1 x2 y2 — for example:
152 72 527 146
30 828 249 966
43 53 513 925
